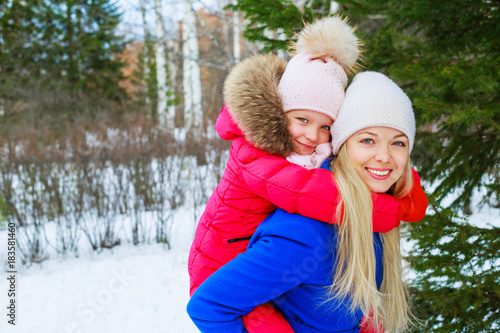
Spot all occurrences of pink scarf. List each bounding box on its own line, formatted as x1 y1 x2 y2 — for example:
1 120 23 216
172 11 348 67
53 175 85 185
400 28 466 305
286 142 332 170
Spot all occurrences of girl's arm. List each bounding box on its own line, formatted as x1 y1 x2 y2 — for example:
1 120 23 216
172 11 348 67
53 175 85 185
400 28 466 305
397 168 428 222
243 303 294 333
235 141 403 232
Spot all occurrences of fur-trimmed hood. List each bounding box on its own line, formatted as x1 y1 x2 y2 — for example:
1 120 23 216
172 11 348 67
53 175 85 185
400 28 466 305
223 54 293 157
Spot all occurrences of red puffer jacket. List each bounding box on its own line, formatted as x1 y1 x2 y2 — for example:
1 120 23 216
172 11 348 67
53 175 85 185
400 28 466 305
188 105 402 295
189 55 427 332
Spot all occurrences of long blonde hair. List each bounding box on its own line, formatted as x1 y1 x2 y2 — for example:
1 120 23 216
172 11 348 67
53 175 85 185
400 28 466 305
329 143 413 332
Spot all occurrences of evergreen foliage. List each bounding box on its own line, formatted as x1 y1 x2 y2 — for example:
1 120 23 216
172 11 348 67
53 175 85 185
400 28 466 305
230 0 500 331
0 0 128 125
131 34 158 115
227 0 316 53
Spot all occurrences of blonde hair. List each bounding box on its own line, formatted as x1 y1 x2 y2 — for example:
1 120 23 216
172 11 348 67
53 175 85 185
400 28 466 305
329 144 413 332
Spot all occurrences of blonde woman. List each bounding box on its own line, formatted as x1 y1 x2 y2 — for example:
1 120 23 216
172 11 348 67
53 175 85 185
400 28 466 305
187 71 427 333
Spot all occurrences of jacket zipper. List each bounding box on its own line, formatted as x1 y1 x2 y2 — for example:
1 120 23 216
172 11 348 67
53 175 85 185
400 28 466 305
227 236 252 244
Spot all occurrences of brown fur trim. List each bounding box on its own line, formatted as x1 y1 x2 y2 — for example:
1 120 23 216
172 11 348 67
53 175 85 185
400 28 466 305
223 55 293 157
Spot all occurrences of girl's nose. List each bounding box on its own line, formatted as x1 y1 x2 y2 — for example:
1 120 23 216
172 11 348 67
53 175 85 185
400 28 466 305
305 128 318 142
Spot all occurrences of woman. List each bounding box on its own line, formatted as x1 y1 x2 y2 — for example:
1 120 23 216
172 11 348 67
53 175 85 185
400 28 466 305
187 71 425 332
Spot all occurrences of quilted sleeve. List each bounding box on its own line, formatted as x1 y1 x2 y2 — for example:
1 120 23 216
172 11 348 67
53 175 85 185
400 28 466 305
397 168 429 222
243 303 294 333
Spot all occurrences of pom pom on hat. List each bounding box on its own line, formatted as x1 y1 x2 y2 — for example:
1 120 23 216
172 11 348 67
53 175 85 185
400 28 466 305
294 16 360 74
331 71 416 154
278 16 361 121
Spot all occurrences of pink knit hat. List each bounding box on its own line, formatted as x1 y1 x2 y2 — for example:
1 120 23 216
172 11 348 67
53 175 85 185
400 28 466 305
278 16 360 121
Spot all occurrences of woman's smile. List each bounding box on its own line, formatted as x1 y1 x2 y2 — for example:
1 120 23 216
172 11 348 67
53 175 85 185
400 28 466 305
366 167 392 179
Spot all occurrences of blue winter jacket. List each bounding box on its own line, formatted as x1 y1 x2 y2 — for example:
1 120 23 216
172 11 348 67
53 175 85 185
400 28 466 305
187 208 384 333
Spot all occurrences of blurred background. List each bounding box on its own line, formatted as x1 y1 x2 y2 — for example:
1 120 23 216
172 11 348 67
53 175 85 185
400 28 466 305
0 1 498 332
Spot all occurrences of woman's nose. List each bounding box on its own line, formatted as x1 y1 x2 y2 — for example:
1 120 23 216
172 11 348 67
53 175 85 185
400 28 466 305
374 146 390 163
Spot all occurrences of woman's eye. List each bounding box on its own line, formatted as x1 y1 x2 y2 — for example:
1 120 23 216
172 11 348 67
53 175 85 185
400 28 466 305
393 141 407 147
361 138 373 144
321 125 330 130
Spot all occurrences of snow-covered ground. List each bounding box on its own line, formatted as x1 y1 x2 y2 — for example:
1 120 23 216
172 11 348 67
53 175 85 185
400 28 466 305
0 182 498 333
0 208 199 333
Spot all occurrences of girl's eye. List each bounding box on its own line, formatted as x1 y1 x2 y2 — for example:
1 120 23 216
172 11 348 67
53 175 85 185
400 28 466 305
361 138 374 144
321 125 330 130
297 117 308 123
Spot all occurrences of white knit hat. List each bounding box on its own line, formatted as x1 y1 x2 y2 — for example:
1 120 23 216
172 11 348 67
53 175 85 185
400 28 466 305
278 16 360 121
331 71 415 154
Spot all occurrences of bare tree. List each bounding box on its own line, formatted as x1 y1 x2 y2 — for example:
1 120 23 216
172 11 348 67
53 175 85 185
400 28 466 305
166 16 179 127
182 0 203 136
220 0 231 58
140 0 151 105
232 0 241 63
154 0 173 127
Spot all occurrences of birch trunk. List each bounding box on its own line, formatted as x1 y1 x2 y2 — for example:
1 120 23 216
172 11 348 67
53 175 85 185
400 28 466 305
182 0 203 134
221 0 230 58
167 17 178 126
330 1 339 13
232 1 240 63
140 0 151 105
154 0 172 128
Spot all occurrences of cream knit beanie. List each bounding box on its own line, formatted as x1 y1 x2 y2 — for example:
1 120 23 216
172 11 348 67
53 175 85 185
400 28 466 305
331 71 415 154
278 16 360 121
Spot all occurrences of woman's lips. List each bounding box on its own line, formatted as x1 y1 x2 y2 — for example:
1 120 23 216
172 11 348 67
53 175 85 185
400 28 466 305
366 167 392 180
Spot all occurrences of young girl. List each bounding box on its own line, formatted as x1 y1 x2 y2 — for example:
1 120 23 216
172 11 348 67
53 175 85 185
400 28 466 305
187 71 423 332
188 17 427 332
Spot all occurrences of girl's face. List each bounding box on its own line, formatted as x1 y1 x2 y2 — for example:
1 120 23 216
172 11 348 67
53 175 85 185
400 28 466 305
286 110 333 155
346 127 409 193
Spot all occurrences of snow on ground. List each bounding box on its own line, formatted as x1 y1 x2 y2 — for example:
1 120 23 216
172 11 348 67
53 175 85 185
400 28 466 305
0 181 498 333
0 208 199 333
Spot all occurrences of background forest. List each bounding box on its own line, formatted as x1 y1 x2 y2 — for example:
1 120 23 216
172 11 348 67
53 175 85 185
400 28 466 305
0 0 498 332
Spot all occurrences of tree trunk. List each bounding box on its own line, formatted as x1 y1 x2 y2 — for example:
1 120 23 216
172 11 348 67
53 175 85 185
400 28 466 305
221 1 231 57
232 1 240 63
167 17 178 127
330 1 339 14
154 0 172 127
140 0 151 105
182 0 203 136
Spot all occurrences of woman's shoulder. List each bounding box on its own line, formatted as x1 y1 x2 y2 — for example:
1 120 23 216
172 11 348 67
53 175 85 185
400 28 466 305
256 208 337 245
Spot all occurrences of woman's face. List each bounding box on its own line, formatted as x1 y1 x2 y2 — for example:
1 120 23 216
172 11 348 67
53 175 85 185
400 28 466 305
286 109 333 155
345 126 409 193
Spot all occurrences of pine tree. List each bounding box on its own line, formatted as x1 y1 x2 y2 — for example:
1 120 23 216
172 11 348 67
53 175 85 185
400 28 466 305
46 0 127 100
228 0 500 331
0 0 128 125
0 0 46 116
